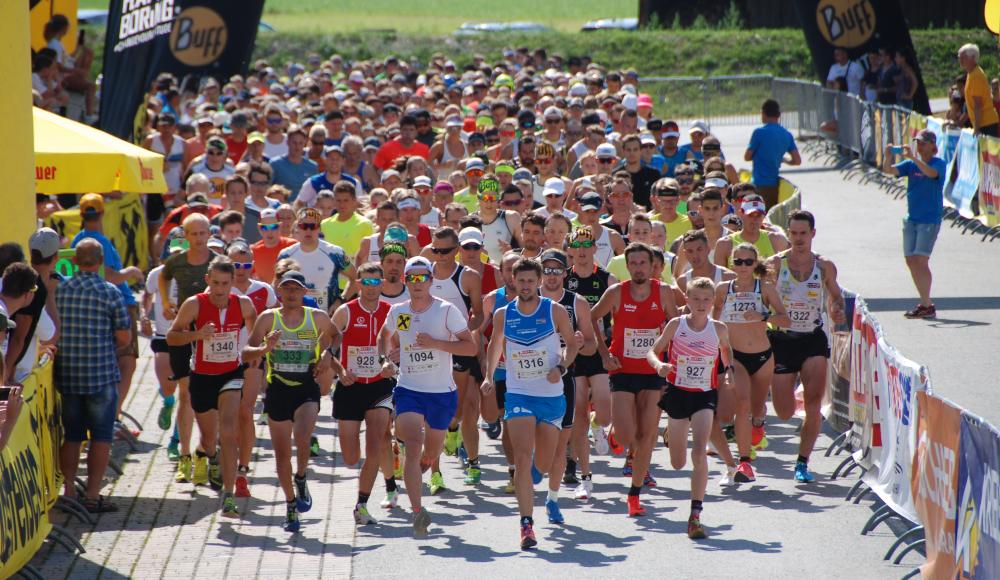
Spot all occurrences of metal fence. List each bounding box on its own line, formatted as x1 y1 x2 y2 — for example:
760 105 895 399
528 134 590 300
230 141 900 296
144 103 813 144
641 74 774 126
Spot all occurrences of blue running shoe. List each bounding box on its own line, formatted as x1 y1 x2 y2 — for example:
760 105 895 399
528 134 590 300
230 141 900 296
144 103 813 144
545 499 565 524
457 443 469 469
794 461 815 483
485 420 502 440
531 463 543 485
295 475 313 512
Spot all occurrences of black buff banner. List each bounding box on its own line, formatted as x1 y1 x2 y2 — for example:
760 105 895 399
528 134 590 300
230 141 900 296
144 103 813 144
98 0 265 142
794 0 930 114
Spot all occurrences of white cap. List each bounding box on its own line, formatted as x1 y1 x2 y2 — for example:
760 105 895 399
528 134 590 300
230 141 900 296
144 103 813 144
413 175 432 188
689 119 710 134
639 133 656 146
380 169 401 182
569 83 588 97
740 200 766 215
348 70 365 83
576 177 595 192
543 177 565 197
260 208 278 221
212 111 230 128
445 116 463 128
704 177 729 190
458 227 485 246
543 106 563 120
596 143 617 158
404 256 433 274
397 197 420 210
622 94 637 111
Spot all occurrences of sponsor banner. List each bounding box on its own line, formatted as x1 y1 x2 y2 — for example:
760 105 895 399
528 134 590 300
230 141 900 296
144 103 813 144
944 129 980 218
99 0 265 141
849 296 882 469
46 192 150 271
977 137 1000 228
912 392 963 580
862 336 927 523
955 414 1000 578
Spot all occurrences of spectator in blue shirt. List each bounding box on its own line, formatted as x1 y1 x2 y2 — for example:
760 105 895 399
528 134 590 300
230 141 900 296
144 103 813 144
884 129 948 319
269 126 317 195
56 238 131 513
745 99 801 208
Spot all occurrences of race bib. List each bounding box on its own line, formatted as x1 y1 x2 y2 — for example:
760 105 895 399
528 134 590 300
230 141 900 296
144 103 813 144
675 354 713 390
402 344 439 375
272 339 313 373
623 328 658 360
786 301 817 332
724 293 759 324
204 331 238 363
510 348 548 381
307 288 328 311
347 345 379 378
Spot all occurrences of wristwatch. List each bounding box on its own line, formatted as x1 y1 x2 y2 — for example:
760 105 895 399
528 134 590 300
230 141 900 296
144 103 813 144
761 310 771 322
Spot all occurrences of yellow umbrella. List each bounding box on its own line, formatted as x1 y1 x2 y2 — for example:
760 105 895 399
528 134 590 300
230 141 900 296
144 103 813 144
33 107 167 194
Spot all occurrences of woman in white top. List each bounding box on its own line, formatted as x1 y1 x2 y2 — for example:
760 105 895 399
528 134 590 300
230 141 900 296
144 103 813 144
43 15 96 118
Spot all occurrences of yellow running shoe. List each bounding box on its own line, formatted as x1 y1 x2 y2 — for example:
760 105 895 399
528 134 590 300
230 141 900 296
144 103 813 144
175 455 193 483
192 454 209 486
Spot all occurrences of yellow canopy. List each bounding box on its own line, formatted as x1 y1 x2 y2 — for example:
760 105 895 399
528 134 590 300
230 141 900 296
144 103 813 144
33 107 167 194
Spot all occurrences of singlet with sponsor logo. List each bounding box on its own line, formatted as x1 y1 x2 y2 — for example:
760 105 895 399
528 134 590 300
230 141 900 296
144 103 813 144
776 254 826 334
566 265 611 336
430 264 471 320
720 279 766 324
609 279 666 375
266 307 322 386
666 316 720 392
340 299 391 383
389 298 468 393
192 293 244 375
503 297 563 397
278 241 349 312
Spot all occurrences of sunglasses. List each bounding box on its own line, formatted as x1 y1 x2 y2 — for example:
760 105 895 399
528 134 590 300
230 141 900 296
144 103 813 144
266 118 283 125
732 258 756 266
431 246 457 255
311 140 325 146
569 240 595 248
461 243 483 251
598 158 615 164
250 180 269 186
405 273 431 284
259 223 280 231
466 169 485 177
656 191 680 198
543 267 565 275
537 157 553 164
486 138 501 145
641 144 656 149
478 194 498 203
545 119 561 125
360 278 383 286
207 149 226 156
298 222 320 231
500 200 522 208
415 186 432 194
676 177 694 184
233 262 254 270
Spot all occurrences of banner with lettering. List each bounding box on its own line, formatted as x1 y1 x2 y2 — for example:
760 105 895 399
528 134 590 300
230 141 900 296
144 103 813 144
978 137 1000 228
99 0 265 142
944 130 980 218
849 297 881 469
45 192 150 271
955 414 1000 578
912 392 963 580
862 336 927 523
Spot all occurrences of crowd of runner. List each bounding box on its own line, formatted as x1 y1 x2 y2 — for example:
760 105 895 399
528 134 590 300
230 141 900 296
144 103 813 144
40 48 851 550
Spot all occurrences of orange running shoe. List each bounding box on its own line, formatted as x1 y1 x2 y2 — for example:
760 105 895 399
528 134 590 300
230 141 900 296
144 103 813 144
627 495 645 517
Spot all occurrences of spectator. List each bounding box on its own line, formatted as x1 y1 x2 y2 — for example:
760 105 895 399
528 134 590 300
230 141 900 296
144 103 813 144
745 99 800 209
876 48 899 105
56 238 131 513
6 228 62 383
958 44 1000 137
43 15 96 119
826 48 864 96
883 130 947 319
31 49 68 112
0 263 39 379
893 48 919 111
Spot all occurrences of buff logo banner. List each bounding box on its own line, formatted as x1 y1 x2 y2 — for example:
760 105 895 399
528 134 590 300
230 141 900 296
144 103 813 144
99 0 265 141
793 0 930 114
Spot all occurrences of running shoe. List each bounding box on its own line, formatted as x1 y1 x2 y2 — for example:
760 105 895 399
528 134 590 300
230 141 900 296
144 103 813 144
504 473 516 494
794 461 815 483
545 499 565 524
591 419 610 455
443 430 461 456
380 491 399 509
687 515 707 539
309 436 321 457
734 461 756 483
429 472 447 495
166 440 180 462
719 465 737 486
192 455 209 486
257 411 268 425
627 495 645 517
295 476 313 512
484 420 502 440
175 455 192 483
751 424 768 450
608 428 625 456
574 479 593 500
531 463 543 485
158 400 175 430
563 458 579 485
221 493 239 518
643 472 657 488
463 466 481 485
723 423 736 443
413 509 431 538
284 504 300 533
354 505 377 525
622 456 633 477
457 443 469 468
208 458 222 491
904 304 936 319
520 522 537 550
235 471 251 498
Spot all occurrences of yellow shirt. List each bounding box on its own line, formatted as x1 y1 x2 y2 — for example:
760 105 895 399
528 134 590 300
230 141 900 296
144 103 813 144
454 188 480 214
320 212 374 262
605 253 674 284
965 66 1000 128
652 212 693 246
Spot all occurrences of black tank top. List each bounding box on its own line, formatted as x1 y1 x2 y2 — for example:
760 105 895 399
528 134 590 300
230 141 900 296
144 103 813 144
566 266 611 337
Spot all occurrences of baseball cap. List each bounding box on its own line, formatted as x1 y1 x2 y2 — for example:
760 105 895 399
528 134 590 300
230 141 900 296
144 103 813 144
397 197 421 210
741 200 767 215
543 177 565 197
704 176 729 189
384 225 408 244
689 120 710 135
576 177 595 192
513 168 533 184
186 192 209 207
278 271 308 288
260 208 278 221
29 227 60 259
434 181 455 193
458 227 485 247
916 129 937 144
543 106 563 120
247 131 265 145
637 94 654 109
207 236 226 251
622 94 638 111
80 193 104 215
578 192 603 211
403 256 433 274
540 248 568 268
722 214 743 229
465 158 485 172
381 169 402 183
596 143 617 159
363 137 381 151
445 116 463 128
168 238 189 253
569 97 584 109
639 133 656 147
348 70 365 84
323 144 343 156
413 176 433 189
206 136 227 151
569 83 588 97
